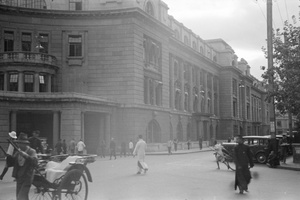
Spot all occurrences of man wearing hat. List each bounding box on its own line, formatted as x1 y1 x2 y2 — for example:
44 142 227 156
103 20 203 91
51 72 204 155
0 131 17 180
233 135 254 194
12 132 38 200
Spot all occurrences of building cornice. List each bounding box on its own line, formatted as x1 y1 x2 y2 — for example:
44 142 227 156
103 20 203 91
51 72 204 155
0 5 173 36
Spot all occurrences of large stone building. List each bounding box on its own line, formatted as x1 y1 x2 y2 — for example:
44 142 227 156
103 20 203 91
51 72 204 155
0 0 270 154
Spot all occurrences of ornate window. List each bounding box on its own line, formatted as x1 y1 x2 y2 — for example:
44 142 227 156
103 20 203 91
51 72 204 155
146 1 154 16
38 33 49 54
24 73 34 92
8 73 18 91
0 73 4 90
174 29 179 39
147 120 161 143
22 32 32 52
143 35 161 72
184 36 189 45
39 74 47 92
69 35 82 57
69 0 82 10
4 30 14 52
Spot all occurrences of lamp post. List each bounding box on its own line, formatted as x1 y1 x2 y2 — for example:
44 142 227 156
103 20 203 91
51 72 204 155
267 0 276 135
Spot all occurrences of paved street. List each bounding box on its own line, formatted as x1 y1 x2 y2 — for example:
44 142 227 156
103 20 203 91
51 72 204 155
1 151 300 200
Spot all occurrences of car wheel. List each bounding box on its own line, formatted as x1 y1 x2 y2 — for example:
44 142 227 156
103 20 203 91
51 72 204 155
256 152 267 164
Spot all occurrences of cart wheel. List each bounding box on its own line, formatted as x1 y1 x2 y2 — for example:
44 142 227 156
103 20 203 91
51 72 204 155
28 186 55 200
58 169 88 200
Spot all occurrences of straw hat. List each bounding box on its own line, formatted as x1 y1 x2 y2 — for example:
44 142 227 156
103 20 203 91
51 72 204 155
8 131 17 139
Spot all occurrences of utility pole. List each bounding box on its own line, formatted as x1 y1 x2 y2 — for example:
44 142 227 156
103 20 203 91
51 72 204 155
267 0 276 135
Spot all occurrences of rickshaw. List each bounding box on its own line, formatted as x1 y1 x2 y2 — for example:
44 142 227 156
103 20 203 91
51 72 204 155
5 139 96 200
211 143 235 171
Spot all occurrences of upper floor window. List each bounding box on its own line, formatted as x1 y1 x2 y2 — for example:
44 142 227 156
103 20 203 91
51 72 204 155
22 32 32 52
200 46 204 54
232 78 237 96
69 35 82 57
143 35 161 71
192 41 197 50
70 0 82 10
38 33 49 54
9 73 18 91
39 74 47 92
146 1 154 16
184 36 189 45
0 73 4 90
24 73 34 92
174 29 179 39
4 31 14 52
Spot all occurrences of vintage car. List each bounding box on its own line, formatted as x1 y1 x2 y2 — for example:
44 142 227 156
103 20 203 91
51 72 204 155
222 135 279 164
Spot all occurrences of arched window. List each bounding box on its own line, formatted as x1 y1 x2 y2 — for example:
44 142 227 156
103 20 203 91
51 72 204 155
175 90 181 110
177 122 183 141
192 41 197 50
174 29 179 39
184 36 189 45
147 120 161 143
146 1 154 16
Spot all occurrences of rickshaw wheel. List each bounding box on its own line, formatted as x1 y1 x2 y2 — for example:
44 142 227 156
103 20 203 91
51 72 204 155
58 169 88 200
28 186 55 200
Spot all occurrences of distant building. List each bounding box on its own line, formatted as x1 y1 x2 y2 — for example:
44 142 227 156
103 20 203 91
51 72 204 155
0 0 270 154
275 112 297 135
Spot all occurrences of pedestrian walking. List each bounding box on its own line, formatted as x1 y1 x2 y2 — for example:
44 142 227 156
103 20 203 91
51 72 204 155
69 138 76 155
0 131 17 181
12 132 38 200
120 141 126 157
28 130 44 154
167 139 173 155
280 134 288 164
129 140 134 156
109 138 116 160
62 139 67 154
233 135 254 194
173 138 178 151
133 135 148 174
266 133 280 168
198 136 203 150
187 139 191 150
100 139 106 158
54 139 63 155
77 139 86 155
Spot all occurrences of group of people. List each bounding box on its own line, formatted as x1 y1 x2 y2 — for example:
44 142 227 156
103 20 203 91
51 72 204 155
98 138 135 159
54 138 86 155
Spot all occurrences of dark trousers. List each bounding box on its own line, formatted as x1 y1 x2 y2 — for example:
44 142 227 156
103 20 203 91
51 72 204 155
16 178 32 200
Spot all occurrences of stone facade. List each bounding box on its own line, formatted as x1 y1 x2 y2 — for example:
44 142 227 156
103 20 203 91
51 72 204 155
0 0 270 155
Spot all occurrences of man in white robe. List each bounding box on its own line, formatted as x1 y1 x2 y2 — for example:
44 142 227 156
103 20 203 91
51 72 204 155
133 135 148 174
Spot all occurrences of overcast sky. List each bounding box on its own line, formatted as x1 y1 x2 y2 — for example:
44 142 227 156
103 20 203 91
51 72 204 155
162 0 299 80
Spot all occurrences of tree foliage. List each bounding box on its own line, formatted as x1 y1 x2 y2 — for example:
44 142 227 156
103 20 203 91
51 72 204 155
262 21 300 116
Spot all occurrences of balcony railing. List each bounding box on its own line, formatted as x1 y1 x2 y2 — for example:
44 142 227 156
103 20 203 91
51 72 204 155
0 52 58 68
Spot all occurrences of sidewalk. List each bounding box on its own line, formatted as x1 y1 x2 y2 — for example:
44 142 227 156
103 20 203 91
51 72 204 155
277 156 300 171
147 147 300 171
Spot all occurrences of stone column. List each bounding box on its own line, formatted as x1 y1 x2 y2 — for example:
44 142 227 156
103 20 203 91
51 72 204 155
211 76 215 115
53 111 60 146
34 73 39 92
18 71 24 92
47 74 52 92
189 65 193 112
10 110 17 132
180 61 185 111
105 114 111 146
4 71 8 91
169 56 174 109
